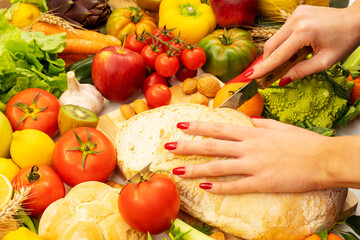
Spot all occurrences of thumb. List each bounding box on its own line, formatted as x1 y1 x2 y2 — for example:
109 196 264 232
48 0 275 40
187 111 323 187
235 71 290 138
252 118 298 131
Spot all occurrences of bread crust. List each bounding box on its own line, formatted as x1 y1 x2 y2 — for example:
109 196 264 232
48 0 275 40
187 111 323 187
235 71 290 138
38 181 146 240
116 103 347 240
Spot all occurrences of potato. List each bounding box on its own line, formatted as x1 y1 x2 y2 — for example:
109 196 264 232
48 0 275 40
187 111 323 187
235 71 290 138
197 77 221 98
191 93 209 106
182 78 198 95
133 99 149 114
120 104 136 120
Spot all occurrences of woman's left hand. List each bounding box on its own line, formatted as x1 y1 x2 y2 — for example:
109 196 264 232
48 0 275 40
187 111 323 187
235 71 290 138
165 118 339 195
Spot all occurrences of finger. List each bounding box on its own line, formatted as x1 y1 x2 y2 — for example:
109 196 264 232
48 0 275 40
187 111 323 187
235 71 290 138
250 34 307 79
166 139 243 158
199 177 261 195
262 21 293 59
177 121 261 141
279 50 337 82
173 160 250 179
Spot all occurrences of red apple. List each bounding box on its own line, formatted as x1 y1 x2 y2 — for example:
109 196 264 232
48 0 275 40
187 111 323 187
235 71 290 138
209 0 258 27
91 46 146 103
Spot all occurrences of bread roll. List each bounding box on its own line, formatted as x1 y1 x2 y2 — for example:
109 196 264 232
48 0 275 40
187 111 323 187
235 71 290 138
38 181 146 240
116 103 347 240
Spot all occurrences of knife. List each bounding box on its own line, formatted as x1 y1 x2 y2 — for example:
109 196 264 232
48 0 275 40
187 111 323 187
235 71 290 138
216 46 313 109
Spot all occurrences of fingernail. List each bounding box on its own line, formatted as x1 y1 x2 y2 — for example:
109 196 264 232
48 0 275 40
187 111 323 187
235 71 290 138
243 68 254 78
279 77 292 87
177 122 190 130
251 116 261 119
164 142 178 150
172 167 185 175
199 182 212 190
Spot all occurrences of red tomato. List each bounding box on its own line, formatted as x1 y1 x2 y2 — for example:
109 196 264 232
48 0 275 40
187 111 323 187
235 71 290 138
12 165 65 217
155 53 179 77
141 73 167 94
175 66 198 82
167 40 185 58
124 33 148 53
52 127 117 187
118 173 180 234
145 84 172 108
5 88 60 138
141 45 165 70
151 28 174 43
181 46 206 70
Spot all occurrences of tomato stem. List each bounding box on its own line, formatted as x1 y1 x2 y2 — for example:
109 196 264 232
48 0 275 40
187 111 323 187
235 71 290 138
129 7 144 24
26 165 40 183
66 129 103 170
12 92 48 127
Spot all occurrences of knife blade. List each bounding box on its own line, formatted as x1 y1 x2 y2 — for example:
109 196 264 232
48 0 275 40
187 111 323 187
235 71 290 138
124 162 151 184
217 46 313 109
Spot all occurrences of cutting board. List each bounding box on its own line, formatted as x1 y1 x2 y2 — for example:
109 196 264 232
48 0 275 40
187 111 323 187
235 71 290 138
96 73 358 238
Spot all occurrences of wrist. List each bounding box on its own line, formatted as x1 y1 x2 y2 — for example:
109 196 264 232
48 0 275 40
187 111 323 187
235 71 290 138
346 2 360 39
322 136 360 189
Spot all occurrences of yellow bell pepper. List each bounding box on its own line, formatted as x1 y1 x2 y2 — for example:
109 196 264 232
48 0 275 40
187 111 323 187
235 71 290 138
158 0 216 45
3 227 43 240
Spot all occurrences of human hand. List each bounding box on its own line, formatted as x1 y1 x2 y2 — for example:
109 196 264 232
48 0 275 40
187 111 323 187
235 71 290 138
165 119 339 194
247 5 360 86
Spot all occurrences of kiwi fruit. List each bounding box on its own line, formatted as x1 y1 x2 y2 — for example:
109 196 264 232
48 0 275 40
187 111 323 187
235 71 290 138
58 105 99 135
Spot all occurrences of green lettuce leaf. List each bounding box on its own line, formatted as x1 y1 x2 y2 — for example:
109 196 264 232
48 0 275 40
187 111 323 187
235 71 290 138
0 13 67 109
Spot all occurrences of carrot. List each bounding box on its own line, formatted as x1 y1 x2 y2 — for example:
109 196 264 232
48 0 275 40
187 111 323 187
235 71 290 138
58 55 74 68
62 39 109 55
59 54 89 62
31 22 122 47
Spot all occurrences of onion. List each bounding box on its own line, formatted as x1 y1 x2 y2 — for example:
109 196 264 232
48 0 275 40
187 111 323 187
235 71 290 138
258 0 330 20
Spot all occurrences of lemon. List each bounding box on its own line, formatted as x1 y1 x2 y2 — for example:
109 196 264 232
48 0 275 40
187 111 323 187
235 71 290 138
0 174 13 211
0 158 20 182
10 129 55 168
0 111 13 158
3 227 43 240
11 3 41 29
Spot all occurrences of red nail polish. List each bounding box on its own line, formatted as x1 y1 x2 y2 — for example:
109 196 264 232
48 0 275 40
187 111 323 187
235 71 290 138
164 142 178 150
251 116 261 119
177 122 190 130
243 68 254 78
279 77 292 87
199 182 212 190
172 167 185 175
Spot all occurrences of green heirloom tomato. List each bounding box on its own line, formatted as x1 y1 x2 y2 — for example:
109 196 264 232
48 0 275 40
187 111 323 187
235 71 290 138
198 28 257 82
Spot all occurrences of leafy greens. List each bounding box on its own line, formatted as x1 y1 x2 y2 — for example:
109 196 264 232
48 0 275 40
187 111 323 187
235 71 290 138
0 13 67 111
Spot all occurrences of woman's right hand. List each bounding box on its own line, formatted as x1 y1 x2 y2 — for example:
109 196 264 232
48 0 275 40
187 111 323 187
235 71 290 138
248 3 360 86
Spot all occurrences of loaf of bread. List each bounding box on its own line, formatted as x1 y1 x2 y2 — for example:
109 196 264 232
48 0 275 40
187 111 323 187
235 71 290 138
116 103 347 240
38 181 146 240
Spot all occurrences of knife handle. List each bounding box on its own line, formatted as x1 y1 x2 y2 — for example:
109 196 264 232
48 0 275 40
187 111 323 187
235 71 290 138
254 46 313 89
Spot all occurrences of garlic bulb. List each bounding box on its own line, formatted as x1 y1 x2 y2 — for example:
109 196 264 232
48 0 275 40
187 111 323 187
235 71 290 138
258 0 329 20
60 71 104 114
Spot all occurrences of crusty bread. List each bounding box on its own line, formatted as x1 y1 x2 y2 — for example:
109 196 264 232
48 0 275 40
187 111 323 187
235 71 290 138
38 181 146 240
116 103 347 240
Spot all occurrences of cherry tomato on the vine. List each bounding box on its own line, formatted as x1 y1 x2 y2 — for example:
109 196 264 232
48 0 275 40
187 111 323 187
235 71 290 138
175 66 198 82
155 53 179 77
5 88 60 138
181 46 206 70
12 165 66 217
52 127 117 187
151 28 174 43
141 72 167 94
124 33 148 53
141 45 165 70
118 173 180 234
145 84 172 108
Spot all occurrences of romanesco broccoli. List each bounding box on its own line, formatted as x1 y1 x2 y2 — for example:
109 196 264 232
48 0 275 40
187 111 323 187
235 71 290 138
259 65 357 135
